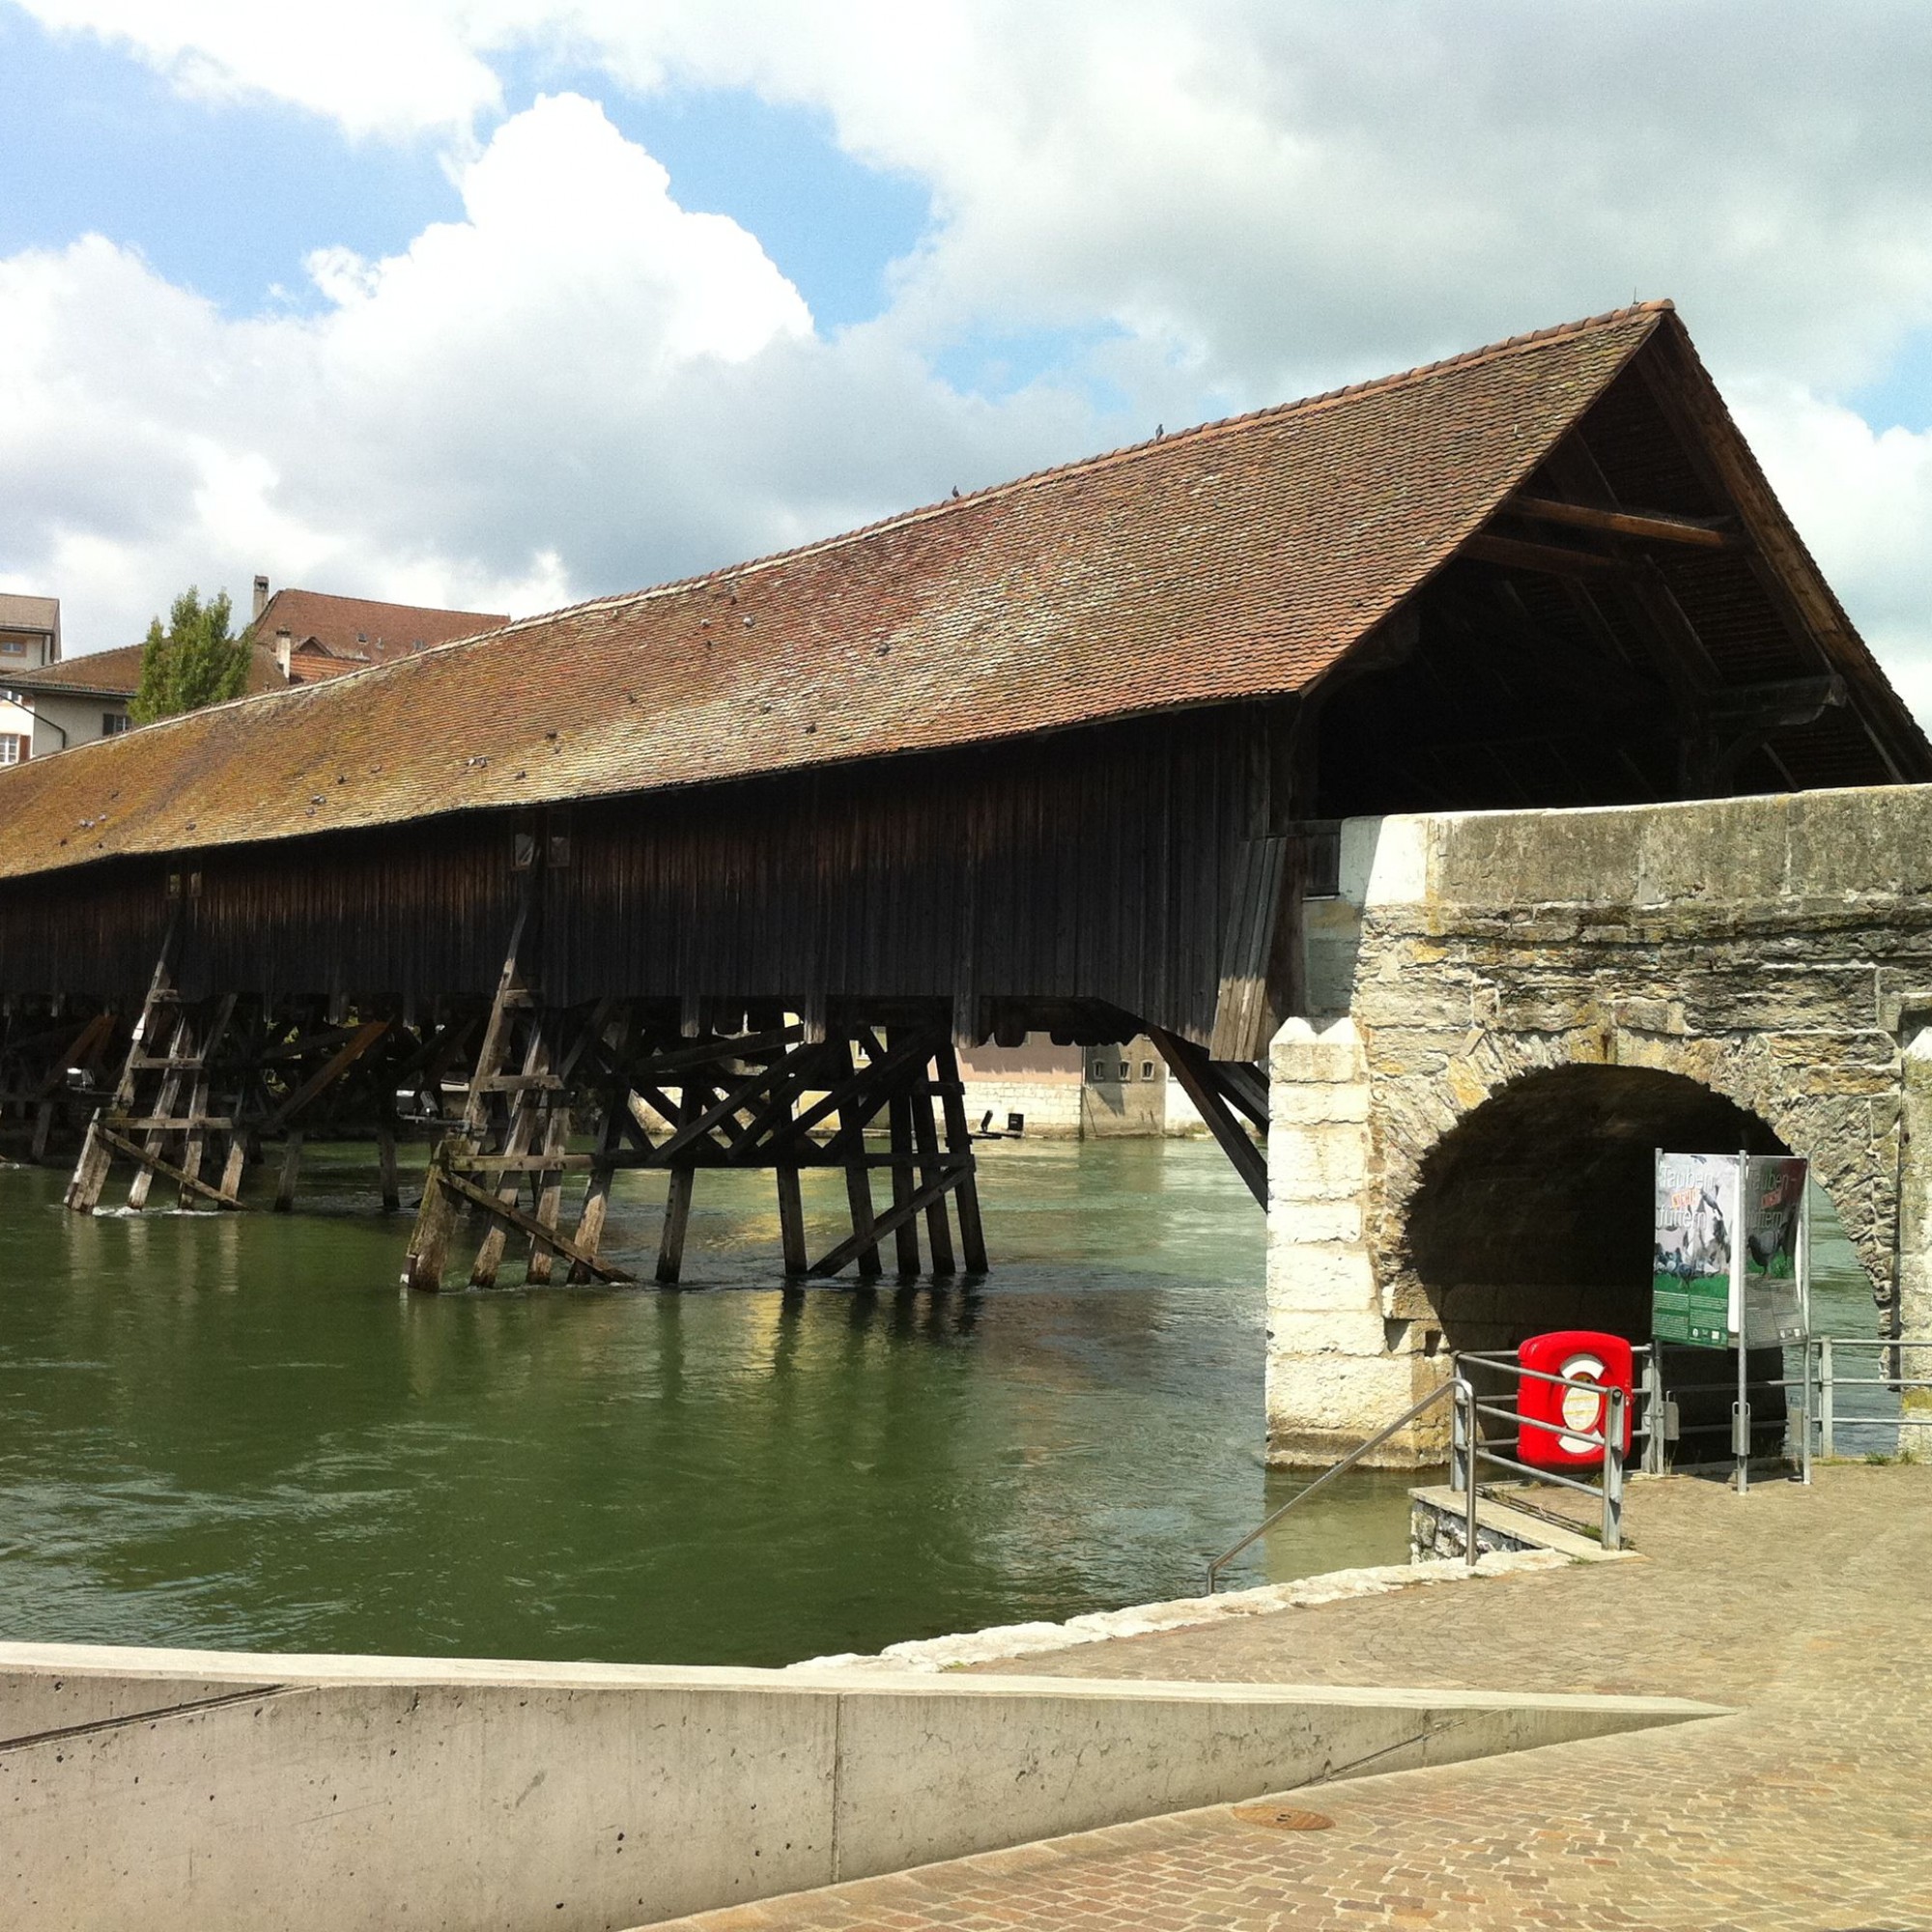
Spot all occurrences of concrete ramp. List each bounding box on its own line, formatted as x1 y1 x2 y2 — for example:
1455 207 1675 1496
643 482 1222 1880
0 1640 1723 1932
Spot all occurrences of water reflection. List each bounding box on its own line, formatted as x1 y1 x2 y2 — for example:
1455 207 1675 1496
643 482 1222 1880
0 1140 1411 1666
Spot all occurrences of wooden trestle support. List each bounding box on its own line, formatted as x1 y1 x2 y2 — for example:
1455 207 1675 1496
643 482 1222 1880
0 1002 119 1165
400 995 990 1293
60 912 1264 1289
64 927 478 1218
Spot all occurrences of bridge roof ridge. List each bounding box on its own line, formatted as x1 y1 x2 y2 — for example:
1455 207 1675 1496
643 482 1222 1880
493 299 1682 640
27 297 1922 883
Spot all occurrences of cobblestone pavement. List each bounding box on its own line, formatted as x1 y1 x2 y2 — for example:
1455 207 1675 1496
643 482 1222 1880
649 1465 1932 1931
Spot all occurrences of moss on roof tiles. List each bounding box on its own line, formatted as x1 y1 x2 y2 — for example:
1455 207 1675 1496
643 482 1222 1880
0 306 1674 881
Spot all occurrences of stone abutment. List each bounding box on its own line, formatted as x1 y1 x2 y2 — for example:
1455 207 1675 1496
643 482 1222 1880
1268 784 1932 1466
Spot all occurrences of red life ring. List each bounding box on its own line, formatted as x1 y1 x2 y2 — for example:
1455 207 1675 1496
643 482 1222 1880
1517 1330 1634 1470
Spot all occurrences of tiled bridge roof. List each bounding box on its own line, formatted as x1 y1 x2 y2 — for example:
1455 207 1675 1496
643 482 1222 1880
0 300 1917 880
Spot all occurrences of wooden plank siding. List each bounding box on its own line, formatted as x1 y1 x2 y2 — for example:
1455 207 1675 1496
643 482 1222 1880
0 709 1274 1047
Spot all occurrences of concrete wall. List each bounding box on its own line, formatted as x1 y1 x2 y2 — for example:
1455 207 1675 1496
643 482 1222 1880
957 1035 1216 1139
0 1641 1715 1932
959 1072 1085 1137
1267 784 1932 1465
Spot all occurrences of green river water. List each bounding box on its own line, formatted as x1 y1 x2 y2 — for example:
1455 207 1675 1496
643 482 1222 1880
0 1139 1418 1668
0 1140 1888 1668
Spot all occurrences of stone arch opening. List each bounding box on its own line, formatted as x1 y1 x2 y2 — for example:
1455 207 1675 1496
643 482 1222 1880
1404 1064 1789 1354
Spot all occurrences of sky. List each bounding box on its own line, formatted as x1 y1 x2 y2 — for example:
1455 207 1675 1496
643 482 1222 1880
4 2 1932 717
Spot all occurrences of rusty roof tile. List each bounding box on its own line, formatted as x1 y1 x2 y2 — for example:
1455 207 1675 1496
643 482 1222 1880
0 304 1684 878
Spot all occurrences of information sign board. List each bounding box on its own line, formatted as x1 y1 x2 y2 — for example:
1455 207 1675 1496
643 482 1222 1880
1741 1154 1809 1348
1652 1151 1738 1349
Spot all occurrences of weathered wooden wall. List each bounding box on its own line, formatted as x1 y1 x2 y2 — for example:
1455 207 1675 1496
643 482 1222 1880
0 710 1276 1046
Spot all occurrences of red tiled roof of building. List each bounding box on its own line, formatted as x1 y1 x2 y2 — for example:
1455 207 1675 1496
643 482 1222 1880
4 643 146 697
256 588 508 668
8 640 300 703
0 302 1916 878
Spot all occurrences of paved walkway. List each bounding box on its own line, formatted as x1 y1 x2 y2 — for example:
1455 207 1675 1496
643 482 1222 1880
651 1465 1932 1931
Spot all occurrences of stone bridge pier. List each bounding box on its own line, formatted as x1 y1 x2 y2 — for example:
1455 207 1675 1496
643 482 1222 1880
1267 784 1932 1466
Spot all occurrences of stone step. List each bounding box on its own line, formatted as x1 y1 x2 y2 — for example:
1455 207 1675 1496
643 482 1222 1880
1409 1485 1629 1564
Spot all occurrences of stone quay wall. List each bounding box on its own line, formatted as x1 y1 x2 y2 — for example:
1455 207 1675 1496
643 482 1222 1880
1268 783 1932 1466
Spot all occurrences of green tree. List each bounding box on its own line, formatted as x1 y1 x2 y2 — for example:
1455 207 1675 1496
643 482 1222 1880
128 587 251 724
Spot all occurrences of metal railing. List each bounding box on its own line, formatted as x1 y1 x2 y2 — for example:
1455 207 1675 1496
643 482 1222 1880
1645 1336 1932 1474
1206 1333 1930 1596
1454 1350 1628 1553
1204 1378 1476 1592
1809 1336 1932 1460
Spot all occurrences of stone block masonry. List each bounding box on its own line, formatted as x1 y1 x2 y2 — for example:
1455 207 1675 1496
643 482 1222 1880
1266 783 1932 1466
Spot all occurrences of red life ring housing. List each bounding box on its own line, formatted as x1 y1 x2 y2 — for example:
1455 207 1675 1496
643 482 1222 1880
1517 1330 1634 1470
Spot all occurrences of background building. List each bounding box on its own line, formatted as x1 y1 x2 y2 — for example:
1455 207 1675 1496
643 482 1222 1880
0 583 512 760
252 579 508 683
0 595 60 764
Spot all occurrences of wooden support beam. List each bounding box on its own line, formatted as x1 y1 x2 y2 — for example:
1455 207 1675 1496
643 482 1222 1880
887 1089 922 1276
649 1047 811 1168
908 1048 956 1277
459 897 533 1137
1704 673 1846 733
523 1103 572 1286
655 1085 699 1286
440 1168 635 1284
70 938 175 1213
218 1135 248 1207
834 1042 883 1279
472 1021 552 1288
37 1010 115 1099
175 994 234 1208
1463 531 1623 579
776 1163 808 1277
566 1062 630 1285
275 1130 304 1212
1504 494 1732 549
810 1166 965 1279
1150 1027 1267 1208
377 1125 401 1213
402 1136 470 1292
628 1026 804 1084
252 1021 376 1066
933 1042 988 1273
1214 1061 1270 1131
97 1125 241 1210
722 1041 840 1162
657 1167 696 1284
762 1030 944 1160
127 1012 192 1212
258 1018 390 1135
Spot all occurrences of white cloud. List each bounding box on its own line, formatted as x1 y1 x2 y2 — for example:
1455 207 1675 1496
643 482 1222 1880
35 1 1932 388
0 93 1098 652
1736 383 1932 720
11 1 1932 723
19 0 504 136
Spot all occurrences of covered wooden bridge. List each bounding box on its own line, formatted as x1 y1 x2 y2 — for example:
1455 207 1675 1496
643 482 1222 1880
0 300 1922 1289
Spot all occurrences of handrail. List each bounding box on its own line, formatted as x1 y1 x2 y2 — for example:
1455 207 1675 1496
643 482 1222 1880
1205 1378 1471 1592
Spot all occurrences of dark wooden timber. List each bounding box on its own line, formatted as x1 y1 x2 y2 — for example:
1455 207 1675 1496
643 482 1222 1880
1504 494 1733 548
1150 1028 1267 1208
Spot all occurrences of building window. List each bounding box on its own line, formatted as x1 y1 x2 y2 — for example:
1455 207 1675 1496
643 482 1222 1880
0 734 25 764
1118 1060 1130 1079
1141 1061 1154 1080
101 713 129 736
0 639 24 657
